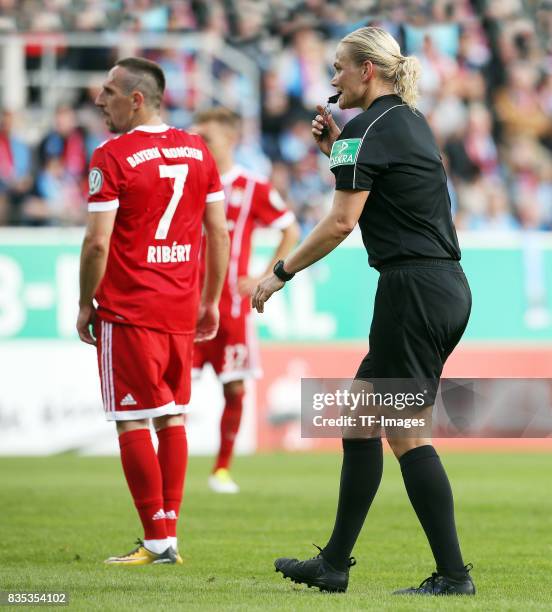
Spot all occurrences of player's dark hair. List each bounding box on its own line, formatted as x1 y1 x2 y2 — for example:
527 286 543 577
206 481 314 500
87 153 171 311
115 57 166 109
193 107 242 130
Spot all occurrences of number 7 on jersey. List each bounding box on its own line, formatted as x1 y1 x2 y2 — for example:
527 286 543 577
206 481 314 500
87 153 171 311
155 164 189 240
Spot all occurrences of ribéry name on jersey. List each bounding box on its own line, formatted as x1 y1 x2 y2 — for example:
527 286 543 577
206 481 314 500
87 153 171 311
147 242 191 263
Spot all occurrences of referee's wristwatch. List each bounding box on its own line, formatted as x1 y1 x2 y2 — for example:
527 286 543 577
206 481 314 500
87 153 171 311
273 260 295 282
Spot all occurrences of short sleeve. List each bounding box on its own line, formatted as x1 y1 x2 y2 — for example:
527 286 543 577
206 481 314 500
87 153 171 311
252 181 295 229
87 146 121 212
330 122 387 192
204 148 224 203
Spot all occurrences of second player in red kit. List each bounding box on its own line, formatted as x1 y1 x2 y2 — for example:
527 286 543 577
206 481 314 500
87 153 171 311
77 58 229 564
192 108 299 493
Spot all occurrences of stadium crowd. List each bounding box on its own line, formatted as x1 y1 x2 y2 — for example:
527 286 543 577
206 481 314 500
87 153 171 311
0 0 550 234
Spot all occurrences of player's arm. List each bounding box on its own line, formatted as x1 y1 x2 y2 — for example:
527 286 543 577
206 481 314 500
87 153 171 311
252 189 367 313
196 199 230 342
77 209 117 345
238 219 300 297
264 220 301 274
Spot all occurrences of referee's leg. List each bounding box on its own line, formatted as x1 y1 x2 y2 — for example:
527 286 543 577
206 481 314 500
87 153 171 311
321 379 383 573
274 379 383 592
386 408 469 582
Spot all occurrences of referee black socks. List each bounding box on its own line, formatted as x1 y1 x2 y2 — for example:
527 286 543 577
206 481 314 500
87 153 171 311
399 444 467 580
322 437 383 572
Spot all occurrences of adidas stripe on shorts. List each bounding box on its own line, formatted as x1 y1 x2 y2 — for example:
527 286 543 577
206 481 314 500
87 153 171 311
94 317 194 421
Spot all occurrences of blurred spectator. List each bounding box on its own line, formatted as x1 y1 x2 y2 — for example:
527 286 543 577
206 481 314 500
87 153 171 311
260 68 292 159
156 48 197 112
0 0 17 31
429 80 468 141
38 105 88 181
468 180 520 231
227 2 268 65
167 1 198 32
464 103 499 178
416 33 459 114
0 110 32 225
127 0 170 32
0 0 549 233
506 137 552 230
279 119 315 164
276 27 333 111
494 63 552 143
65 8 113 76
22 156 84 226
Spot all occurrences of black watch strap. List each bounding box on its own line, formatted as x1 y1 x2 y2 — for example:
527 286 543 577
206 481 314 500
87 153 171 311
273 260 295 282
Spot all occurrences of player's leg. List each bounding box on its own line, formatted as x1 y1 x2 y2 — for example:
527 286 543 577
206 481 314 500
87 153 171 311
158 332 194 561
153 413 187 563
95 319 177 565
209 379 244 493
111 418 172 563
210 312 261 493
275 377 383 593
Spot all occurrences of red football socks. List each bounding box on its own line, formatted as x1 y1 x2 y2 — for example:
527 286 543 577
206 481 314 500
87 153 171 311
118 429 167 540
156 425 188 538
215 389 244 471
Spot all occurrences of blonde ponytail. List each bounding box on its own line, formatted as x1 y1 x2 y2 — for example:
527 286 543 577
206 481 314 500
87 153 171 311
341 26 421 110
394 56 421 109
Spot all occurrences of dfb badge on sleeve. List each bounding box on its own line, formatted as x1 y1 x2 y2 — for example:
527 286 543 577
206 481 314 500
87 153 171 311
88 168 104 195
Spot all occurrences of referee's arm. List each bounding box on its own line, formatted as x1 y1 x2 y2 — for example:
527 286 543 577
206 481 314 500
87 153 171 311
283 189 367 274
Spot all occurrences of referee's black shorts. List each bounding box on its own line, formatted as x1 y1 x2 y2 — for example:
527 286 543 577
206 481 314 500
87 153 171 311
355 258 472 406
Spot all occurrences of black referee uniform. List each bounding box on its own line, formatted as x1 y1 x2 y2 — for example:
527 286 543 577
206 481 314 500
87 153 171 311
329 93 472 402
274 68 475 596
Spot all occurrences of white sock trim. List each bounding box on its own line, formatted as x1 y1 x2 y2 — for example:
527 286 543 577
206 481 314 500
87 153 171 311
144 538 170 554
168 536 178 550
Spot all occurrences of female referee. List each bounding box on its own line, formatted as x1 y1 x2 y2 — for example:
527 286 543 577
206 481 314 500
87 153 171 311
252 26 474 596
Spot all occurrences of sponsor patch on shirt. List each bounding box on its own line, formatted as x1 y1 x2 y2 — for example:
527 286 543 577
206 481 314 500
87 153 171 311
329 138 361 169
88 167 103 195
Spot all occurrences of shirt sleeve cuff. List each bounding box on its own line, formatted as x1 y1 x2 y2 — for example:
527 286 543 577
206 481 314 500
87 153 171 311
88 199 119 212
206 190 225 203
268 210 296 229
335 181 372 192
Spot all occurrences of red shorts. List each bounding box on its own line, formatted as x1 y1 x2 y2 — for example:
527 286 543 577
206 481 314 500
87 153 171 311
95 318 193 421
193 311 261 383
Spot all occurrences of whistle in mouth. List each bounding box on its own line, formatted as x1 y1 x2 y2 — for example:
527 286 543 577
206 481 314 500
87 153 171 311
321 93 340 136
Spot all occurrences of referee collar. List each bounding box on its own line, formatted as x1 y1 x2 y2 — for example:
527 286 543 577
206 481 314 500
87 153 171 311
367 94 403 110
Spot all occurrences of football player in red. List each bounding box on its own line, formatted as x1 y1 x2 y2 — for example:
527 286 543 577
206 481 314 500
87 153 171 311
76 58 230 564
192 108 300 493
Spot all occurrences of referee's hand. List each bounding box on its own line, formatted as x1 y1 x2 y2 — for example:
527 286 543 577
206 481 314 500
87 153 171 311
312 105 341 157
252 274 285 314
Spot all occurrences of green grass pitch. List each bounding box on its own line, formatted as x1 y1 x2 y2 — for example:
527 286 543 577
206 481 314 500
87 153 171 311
1 451 551 610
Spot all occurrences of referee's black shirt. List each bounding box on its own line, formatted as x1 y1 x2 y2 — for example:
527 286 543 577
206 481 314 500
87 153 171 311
329 94 461 269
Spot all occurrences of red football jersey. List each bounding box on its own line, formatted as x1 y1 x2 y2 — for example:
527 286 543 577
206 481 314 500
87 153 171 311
216 165 295 318
87 123 224 334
